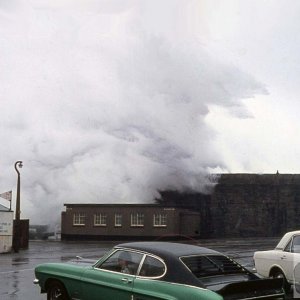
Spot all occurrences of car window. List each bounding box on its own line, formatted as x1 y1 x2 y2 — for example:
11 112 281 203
284 239 292 252
292 236 300 253
98 250 143 275
181 255 246 278
139 255 165 278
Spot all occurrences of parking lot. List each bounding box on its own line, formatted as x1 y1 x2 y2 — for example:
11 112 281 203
0 237 290 299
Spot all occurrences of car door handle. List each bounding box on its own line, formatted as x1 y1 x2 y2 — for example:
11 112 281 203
121 278 133 284
281 255 287 260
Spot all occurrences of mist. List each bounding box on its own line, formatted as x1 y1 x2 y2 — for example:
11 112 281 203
0 0 265 224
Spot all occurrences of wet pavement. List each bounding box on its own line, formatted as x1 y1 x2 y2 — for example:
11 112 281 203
0 237 287 299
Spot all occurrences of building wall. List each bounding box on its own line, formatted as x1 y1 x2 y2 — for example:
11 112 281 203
210 174 300 237
61 204 200 240
179 211 201 236
0 210 13 253
61 174 300 240
159 174 300 238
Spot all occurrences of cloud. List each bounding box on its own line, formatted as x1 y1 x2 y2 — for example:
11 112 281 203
0 0 265 224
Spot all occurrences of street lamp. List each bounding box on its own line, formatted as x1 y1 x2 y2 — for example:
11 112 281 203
13 161 23 252
14 161 23 221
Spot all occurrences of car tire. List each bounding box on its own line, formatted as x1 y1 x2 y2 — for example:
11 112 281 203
272 270 291 293
47 281 69 300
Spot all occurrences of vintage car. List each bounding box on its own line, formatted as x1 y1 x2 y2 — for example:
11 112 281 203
254 230 300 292
34 242 285 300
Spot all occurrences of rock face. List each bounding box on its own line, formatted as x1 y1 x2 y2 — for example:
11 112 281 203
159 174 300 238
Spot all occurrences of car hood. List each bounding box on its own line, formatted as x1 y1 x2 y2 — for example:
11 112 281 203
35 261 94 279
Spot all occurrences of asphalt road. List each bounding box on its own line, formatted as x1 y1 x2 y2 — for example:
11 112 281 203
0 237 289 300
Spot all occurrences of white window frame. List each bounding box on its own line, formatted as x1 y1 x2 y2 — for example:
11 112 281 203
153 213 167 227
94 213 107 226
115 213 122 227
131 212 144 227
73 213 86 226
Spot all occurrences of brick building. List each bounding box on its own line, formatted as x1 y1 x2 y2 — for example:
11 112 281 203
61 204 200 241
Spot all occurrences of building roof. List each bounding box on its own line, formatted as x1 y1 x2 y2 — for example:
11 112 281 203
64 203 175 208
218 173 300 185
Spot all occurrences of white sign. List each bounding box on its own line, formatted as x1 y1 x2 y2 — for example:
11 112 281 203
0 211 13 235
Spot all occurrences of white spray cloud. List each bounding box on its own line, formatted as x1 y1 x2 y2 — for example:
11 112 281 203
0 0 265 224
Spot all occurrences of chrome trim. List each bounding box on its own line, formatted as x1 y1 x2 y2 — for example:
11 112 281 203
93 266 136 277
33 278 39 284
93 249 140 277
121 277 133 283
135 253 167 279
134 277 207 291
115 247 167 279
237 294 285 300
136 254 146 276
94 247 167 279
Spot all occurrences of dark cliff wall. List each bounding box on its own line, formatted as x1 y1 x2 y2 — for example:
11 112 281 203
159 174 300 238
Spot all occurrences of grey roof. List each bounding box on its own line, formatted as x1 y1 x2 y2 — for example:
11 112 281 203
116 242 220 258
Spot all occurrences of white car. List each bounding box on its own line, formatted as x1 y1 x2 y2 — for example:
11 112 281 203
254 230 300 291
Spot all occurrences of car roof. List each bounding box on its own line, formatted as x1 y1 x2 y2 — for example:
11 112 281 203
114 242 225 287
115 242 221 258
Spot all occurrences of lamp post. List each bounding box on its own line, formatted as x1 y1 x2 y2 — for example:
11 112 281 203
13 161 23 253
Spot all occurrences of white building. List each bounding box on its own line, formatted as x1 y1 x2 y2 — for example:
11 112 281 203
0 204 14 253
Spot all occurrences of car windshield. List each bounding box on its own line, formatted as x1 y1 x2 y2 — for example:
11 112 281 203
181 255 247 278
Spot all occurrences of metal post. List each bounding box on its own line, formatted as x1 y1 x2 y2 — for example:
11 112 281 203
9 192 12 211
13 161 23 253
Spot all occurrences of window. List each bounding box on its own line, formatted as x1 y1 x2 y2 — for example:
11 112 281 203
181 255 246 278
139 255 166 278
292 236 300 253
131 213 144 227
94 213 107 226
73 213 85 226
153 213 167 227
284 239 292 252
99 250 143 275
115 213 122 227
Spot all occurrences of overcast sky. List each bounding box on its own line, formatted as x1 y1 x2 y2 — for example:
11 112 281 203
0 0 299 224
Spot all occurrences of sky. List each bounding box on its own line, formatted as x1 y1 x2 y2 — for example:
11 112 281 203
0 0 300 225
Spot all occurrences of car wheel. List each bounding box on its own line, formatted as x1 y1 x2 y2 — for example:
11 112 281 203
47 281 69 300
272 270 291 293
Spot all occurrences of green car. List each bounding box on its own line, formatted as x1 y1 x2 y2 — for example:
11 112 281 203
34 242 285 300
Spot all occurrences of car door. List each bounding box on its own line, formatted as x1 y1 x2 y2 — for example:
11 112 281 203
291 235 300 287
80 250 143 300
277 235 299 282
